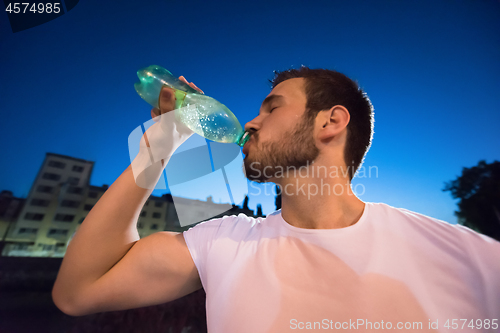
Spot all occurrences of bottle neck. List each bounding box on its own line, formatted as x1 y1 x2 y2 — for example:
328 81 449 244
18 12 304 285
237 131 251 147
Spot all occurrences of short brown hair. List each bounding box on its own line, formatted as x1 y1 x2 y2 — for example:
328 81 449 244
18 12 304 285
270 66 374 180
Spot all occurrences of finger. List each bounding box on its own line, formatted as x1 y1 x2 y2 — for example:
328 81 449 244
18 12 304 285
158 86 176 114
151 108 161 122
179 76 204 94
189 82 204 94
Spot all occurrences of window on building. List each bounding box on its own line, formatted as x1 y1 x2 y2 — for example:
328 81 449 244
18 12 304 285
151 224 158 230
54 214 75 222
36 185 53 193
137 222 144 229
18 227 38 234
154 201 163 207
42 244 54 251
72 165 84 172
14 243 30 250
67 186 83 194
24 213 44 221
88 191 98 198
67 177 80 185
152 212 161 219
47 229 69 236
30 198 50 207
84 204 93 211
140 211 147 217
42 172 61 181
60 200 80 208
145 200 149 206
78 217 85 224
48 160 66 169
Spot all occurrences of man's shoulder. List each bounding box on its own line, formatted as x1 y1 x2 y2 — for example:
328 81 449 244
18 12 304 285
369 202 500 251
183 212 270 242
371 201 471 234
192 212 265 228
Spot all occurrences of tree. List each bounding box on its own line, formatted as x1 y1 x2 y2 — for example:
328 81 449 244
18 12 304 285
256 204 263 217
242 195 249 210
275 185 282 210
443 160 500 241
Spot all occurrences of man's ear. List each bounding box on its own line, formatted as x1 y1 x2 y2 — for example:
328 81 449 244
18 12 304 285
317 105 350 141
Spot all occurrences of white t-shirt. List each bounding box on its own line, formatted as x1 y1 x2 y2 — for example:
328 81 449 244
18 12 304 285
183 202 500 332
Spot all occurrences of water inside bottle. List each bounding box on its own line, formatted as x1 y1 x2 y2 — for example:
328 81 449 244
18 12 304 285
175 101 243 144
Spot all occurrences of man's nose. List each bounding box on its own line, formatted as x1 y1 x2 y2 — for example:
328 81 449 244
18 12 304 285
244 116 260 134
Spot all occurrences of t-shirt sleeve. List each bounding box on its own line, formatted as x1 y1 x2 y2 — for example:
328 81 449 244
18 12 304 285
459 226 500 318
182 215 237 289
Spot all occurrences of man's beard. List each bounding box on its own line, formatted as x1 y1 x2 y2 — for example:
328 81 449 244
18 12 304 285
243 112 319 183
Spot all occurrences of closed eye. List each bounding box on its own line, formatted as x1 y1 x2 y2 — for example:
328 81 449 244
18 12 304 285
269 107 278 113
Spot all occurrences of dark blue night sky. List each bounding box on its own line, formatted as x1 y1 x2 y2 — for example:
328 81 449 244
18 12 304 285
1 0 499 223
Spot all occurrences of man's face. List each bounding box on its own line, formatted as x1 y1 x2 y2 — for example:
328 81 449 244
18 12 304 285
243 78 319 183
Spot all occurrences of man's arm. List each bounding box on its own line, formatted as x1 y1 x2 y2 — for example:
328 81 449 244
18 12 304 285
52 166 202 316
52 80 203 316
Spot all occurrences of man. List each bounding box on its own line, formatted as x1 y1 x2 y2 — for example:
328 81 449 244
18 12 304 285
53 67 500 332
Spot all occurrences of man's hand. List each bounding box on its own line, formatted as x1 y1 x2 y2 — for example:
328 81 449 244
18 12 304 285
150 76 204 120
143 76 203 150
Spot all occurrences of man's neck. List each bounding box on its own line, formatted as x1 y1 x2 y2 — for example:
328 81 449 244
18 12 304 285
277 169 365 230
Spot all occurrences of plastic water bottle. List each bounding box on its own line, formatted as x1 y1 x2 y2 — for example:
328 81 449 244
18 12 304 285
134 65 250 147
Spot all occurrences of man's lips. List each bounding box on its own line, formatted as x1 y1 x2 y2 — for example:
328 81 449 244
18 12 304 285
242 137 255 155
242 141 251 155
242 133 257 155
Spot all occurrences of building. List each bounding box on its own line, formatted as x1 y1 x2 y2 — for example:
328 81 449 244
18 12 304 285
0 190 26 254
2 153 94 257
138 194 178 236
2 153 263 257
